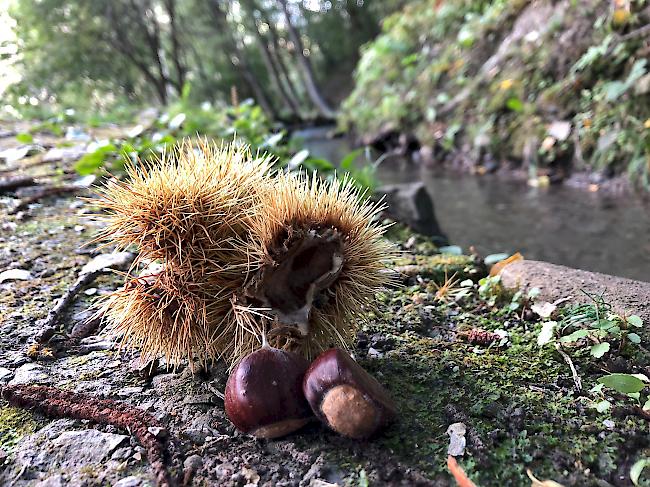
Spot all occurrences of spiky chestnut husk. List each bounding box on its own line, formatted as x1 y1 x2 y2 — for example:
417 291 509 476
93 141 276 365
224 344 312 438
93 140 395 366
237 172 395 360
91 139 274 273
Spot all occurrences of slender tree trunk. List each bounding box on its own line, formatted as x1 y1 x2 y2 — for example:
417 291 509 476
258 34 301 117
104 3 169 104
206 0 278 119
241 0 301 117
163 0 187 91
277 0 335 118
264 12 304 109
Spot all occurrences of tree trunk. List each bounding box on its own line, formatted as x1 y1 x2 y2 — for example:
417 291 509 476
263 8 304 109
163 0 187 91
206 0 278 119
277 0 335 119
242 0 301 117
104 3 169 104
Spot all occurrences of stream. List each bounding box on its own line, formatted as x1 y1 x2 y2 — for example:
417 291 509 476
294 127 650 283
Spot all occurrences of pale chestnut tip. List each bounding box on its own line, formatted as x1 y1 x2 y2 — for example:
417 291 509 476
224 345 313 439
303 348 397 439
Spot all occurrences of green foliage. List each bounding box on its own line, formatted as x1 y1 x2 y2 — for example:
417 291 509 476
6 0 403 121
597 374 646 394
541 293 643 359
342 0 650 190
63 94 377 193
74 143 119 176
631 457 650 486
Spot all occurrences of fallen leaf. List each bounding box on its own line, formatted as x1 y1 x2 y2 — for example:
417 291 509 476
0 268 32 283
446 422 467 456
447 456 477 487
531 302 557 319
527 469 565 486
537 321 557 346
0 146 31 163
489 252 523 277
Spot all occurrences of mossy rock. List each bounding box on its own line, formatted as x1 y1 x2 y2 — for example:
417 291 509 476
392 253 484 284
0 404 39 450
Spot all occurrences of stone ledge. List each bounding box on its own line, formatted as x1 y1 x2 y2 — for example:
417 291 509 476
500 260 650 323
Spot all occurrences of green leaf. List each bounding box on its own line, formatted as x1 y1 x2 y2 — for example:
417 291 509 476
643 398 650 411
595 400 611 413
401 53 419 66
340 148 364 171
16 133 33 143
631 457 650 486
559 329 590 343
484 253 510 266
628 333 641 344
439 245 462 255
74 144 117 176
506 97 524 112
627 315 643 327
590 342 610 358
594 319 616 330
598 374 647 394
303 158 335 171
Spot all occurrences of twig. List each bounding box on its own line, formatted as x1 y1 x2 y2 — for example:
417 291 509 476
9 185 80 214
0 176 36 193
35 270 104 343
1 385 177 487
555 343 582 392
36 253 135 343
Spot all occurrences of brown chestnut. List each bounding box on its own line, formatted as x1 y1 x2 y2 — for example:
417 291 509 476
303 348 397 439
225 345 313 438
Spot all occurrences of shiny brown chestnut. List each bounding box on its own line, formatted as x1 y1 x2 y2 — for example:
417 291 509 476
303 348 397 439
225 344 313 439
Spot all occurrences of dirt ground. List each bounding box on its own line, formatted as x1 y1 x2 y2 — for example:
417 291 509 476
1 125 649 487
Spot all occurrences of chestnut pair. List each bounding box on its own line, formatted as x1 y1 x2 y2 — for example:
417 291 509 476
225 346 396 440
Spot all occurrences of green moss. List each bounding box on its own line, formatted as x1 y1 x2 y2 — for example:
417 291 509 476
0 404 39 450
320 275 650 485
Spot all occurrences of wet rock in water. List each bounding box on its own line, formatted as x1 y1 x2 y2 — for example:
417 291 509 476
0 420 130 485
376 182 448 243
9 362 49 386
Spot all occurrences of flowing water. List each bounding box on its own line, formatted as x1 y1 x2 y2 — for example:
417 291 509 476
294 127 650 282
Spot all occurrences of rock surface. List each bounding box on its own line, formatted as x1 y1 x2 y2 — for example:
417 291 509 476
500 260 650 323
377 182 448 243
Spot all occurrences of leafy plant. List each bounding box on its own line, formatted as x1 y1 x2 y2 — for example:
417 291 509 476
553 293 643 358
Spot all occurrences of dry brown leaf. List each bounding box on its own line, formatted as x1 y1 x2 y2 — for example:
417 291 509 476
447 456 477 487
490 252 524 277
527 469 565 487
